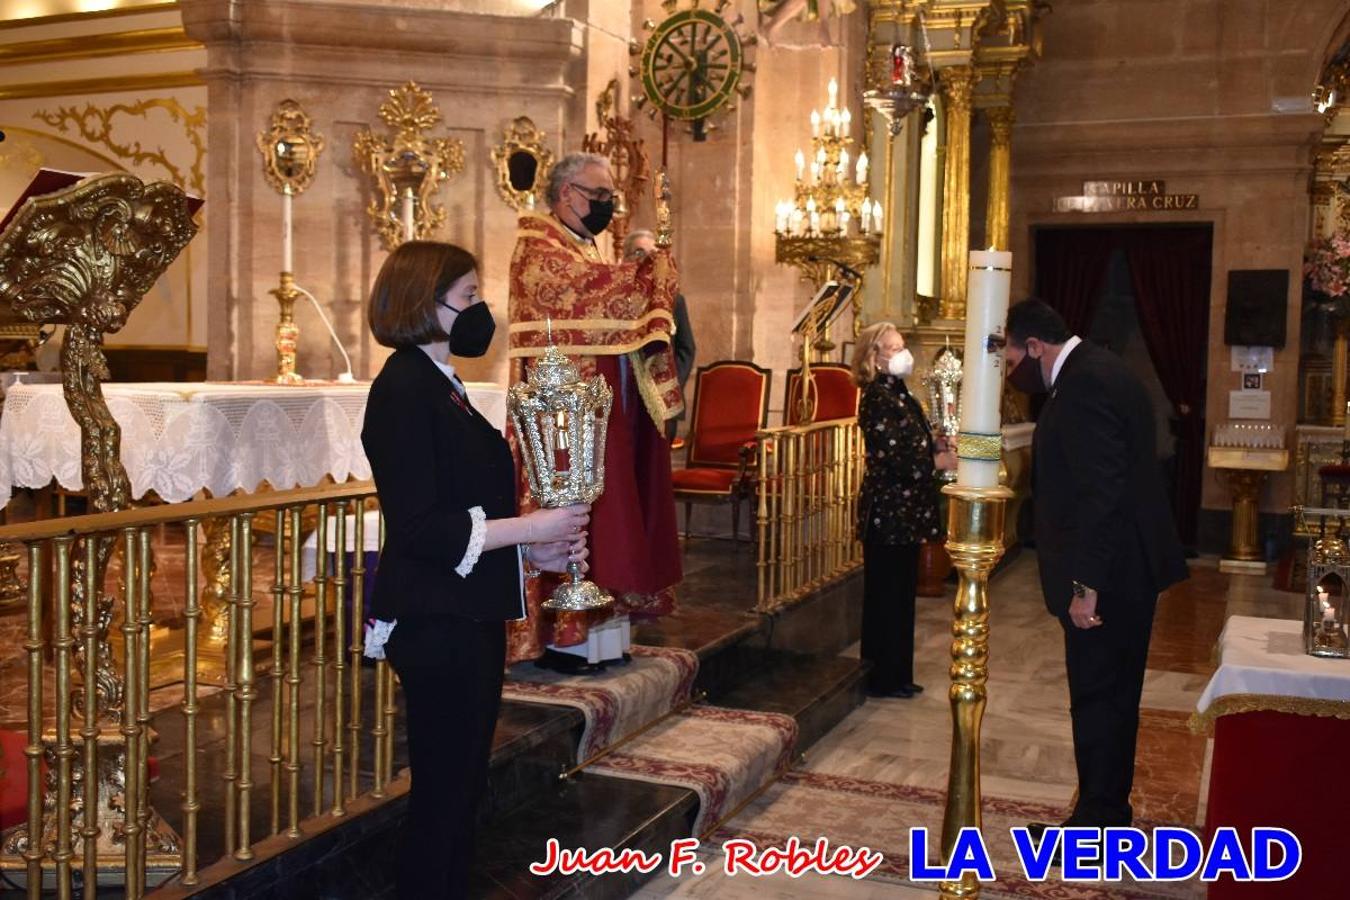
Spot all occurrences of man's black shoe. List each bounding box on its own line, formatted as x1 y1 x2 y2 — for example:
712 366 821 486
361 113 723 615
867 685 917 699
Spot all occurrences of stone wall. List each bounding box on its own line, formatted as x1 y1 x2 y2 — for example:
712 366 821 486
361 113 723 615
1009 0 1350 515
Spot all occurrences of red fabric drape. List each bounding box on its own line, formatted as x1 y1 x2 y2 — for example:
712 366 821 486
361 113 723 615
1033 227 1118 334
1125 226 1211 547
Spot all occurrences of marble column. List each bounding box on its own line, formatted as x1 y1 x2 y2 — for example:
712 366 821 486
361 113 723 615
938 67 975 322
984 105 1014 252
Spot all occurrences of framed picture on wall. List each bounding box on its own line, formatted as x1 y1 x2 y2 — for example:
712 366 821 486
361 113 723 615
1243 372 1263 390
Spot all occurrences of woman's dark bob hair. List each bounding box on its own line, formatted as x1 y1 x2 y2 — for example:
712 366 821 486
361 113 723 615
367 241 477 348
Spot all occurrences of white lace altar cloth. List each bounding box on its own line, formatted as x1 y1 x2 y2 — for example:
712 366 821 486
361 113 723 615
0 380 507 506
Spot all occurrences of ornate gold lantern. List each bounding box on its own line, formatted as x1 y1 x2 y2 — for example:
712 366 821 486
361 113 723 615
1302 507 1350 657
508 337 613 612
925 344 962 483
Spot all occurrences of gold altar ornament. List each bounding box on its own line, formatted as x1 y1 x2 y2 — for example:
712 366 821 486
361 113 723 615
490 116 554 212
1298 506 1350 658
258 99 326 384
508 335 614 612
353 81 465 250
925 344 962 482
0 171 195 887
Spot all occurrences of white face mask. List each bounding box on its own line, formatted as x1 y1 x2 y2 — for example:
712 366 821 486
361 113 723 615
885 347 914 378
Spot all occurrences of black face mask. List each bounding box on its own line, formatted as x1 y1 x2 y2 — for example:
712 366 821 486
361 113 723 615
1007 352 1046 394
444 301 496 358
578 197 615 236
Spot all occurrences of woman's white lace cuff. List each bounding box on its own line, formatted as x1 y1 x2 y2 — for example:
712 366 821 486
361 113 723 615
363 619 397 660
455 506 487 578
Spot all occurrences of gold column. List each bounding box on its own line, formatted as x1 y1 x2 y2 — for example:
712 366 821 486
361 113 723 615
1335 317 1348 428
938 483 1011 900
984 106 1014 251
938 68 976 321
1221 470 1267 562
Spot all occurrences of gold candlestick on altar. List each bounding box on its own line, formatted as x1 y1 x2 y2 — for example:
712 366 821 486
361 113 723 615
258 99 325 384
939 482 1011 900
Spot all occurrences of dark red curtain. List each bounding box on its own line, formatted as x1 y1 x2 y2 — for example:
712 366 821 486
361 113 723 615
1125 227 1212 547
1033 228 1118 334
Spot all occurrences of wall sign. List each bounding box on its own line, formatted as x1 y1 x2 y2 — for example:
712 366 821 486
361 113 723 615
1054 179 1199 213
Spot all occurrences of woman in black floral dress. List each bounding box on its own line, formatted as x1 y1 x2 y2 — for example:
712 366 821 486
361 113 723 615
852 322 957 698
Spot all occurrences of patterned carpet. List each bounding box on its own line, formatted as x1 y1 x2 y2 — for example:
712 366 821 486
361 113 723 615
711 771 1206 899
501 644 699 760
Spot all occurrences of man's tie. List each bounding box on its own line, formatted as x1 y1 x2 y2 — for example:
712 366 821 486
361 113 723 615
448 378 471 414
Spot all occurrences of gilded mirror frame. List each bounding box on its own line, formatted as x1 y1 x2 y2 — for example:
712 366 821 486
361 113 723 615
490 117 554 211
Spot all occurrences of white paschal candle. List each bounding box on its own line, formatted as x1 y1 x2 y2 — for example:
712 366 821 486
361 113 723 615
956 248 1013 488
281 188 294 273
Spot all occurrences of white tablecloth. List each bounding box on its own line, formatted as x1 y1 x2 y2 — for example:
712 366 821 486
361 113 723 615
0 380 507 505
1195 615 1350 716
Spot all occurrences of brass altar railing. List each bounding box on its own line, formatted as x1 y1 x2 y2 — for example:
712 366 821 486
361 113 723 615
0 481 399 898
754 417 865 612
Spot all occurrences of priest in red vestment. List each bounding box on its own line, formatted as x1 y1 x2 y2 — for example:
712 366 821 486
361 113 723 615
506 152 683 667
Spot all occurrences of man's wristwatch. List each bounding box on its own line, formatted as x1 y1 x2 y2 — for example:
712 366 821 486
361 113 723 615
1071 581 1091 599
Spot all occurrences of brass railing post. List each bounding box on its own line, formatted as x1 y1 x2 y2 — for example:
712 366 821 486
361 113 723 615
182 519 201 885
222 516 240 857
53 536 75 899
938 484 1011 900
285 506 303 837
234 514 257 860
269 509 286 836
332 505 348 816
348 503 367 801
312 503 330 818
23 544 44 900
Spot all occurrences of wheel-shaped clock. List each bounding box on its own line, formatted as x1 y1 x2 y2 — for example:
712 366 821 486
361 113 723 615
631 1 755 128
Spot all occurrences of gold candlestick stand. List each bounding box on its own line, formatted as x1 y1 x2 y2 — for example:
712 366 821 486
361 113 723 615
270 270 303 384
938 482 1012 900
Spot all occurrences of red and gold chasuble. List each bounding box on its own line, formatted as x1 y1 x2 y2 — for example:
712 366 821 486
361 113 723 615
506 213 684 663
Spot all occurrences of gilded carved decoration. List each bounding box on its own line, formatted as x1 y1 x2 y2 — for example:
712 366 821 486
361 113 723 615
33 97 207 196
353 81 465 251
490 116 554 212
257 99 325 196
582 80 651 248
937 66 976 321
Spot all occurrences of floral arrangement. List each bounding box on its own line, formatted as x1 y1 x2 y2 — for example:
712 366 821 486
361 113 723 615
1305 233 1350 297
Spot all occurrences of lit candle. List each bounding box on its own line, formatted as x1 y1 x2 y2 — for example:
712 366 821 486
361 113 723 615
839 148 850 176
401 189 415 242
816 147 826 166
841 107 852 132
860 197 873 233
795 149 805 180
856 151 869 185
827 77 838 107
810 110 820 137
281 187 294 273
871 200 884 234
810 210 820 234
955 249 1013 488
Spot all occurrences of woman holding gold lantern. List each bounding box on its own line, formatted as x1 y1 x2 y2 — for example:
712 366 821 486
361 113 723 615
361 241 589 899
851 322 957 699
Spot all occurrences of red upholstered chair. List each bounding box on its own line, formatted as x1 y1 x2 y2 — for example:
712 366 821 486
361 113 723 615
671 360 771 540
783 363 860 426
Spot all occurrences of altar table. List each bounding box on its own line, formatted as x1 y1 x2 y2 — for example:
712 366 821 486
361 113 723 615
0 380 507 505
1196 615 1350 897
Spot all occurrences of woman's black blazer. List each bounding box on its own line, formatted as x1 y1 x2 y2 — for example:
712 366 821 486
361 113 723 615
362 346 523 624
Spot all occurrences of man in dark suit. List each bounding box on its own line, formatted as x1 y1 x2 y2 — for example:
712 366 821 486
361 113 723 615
1003 298 1188 830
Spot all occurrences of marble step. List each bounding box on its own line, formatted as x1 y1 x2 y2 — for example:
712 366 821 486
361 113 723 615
470 774 697 900
710 650 868 753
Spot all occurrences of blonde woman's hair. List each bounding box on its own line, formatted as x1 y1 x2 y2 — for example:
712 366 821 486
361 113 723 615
851 321 900 388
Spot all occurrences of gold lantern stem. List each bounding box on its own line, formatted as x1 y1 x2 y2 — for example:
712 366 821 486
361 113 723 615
938 483 1011 900
271 272 303 385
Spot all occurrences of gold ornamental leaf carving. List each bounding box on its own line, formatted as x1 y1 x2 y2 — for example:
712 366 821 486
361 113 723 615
353 81 466 251
33 97 207 197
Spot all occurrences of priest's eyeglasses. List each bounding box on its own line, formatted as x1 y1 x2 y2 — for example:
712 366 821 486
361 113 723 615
569 183 615 204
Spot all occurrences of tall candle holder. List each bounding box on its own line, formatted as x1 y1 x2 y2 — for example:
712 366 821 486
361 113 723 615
258 100 325 385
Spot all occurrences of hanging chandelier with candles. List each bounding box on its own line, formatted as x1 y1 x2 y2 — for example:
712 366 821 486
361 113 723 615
773 77 881 314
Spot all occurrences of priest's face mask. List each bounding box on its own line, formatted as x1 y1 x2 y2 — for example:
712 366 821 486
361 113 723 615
560 164 617 237
1003 337 1048 395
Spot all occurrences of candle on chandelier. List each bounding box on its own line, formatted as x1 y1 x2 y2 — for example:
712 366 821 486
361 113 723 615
281 187 294 274
838 148 850 178
872 200 884 234
795 149 805 180
810 210 820 234
810 110 820 137
856 151 869 185
827 77 838 107
860 197 873 233
955 248 1013 488
774 202 787 234
841 107 852 133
